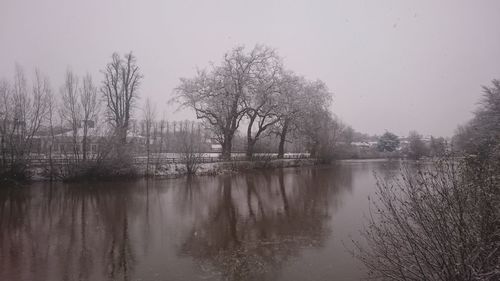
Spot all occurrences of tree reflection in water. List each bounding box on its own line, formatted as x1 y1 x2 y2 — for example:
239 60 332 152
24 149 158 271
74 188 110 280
0 182 139 281
0 165 357 281
179 166 353 281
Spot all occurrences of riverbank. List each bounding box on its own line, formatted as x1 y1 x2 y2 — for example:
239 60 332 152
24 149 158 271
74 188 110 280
19 158 317 182
148 158 318 178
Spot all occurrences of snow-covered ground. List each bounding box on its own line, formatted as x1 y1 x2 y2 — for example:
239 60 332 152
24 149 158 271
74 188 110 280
146 158 316 178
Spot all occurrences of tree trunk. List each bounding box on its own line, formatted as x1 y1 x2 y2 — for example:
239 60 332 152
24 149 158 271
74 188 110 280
120 126 127 145
72 129 79 162
82 138 87 161
82 125 88 161
310 142 318 158
277 119 289 159
146 139 150 176
82 137 87 161
1 136 5 168
246 114 257 158
246 140 256 158
48 143 54 181
221 134 233 160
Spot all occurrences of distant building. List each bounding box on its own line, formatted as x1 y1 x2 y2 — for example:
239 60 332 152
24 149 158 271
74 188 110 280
352 141 370 148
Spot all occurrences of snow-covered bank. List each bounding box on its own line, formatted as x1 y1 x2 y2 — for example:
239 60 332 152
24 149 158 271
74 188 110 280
20 158 316 182
147 158 317 178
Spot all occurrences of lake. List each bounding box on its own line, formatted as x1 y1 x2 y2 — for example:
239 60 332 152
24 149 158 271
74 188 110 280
0 159 402 281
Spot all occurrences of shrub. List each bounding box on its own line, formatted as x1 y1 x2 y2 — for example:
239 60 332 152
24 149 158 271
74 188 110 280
353 156 500 280
60 154 138 182
0 159 30 182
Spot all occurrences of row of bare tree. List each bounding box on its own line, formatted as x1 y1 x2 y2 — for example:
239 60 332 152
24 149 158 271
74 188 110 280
0 52 142 180
0 67 52 179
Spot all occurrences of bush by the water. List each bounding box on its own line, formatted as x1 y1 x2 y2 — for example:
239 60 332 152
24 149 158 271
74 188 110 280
58 156 138 182
0 160 31 183
353 156 499 280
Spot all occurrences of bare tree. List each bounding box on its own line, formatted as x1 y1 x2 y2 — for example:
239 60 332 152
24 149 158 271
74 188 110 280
23 68 51 155
101 52 143 145
0 79 12 170
59 69 81 160
158 113 167 156
175 45 276 160
295 79 333 158
178 129 202 175
301 108 345 162
46 82 57 180
142 98 156 175
151 112 168 169
1 66 50 178
80 74 100 160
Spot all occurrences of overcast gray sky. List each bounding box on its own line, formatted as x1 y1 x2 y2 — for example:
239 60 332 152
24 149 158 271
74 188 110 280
1 0 499 137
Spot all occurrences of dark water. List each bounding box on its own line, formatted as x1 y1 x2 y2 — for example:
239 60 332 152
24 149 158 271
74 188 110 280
0 160 401 281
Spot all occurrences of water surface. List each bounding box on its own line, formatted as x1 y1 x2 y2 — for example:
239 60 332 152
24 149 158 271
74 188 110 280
0 160 400 281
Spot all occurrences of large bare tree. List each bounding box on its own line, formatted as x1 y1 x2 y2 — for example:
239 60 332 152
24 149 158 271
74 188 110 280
175 45 276 160
101 52 142 145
